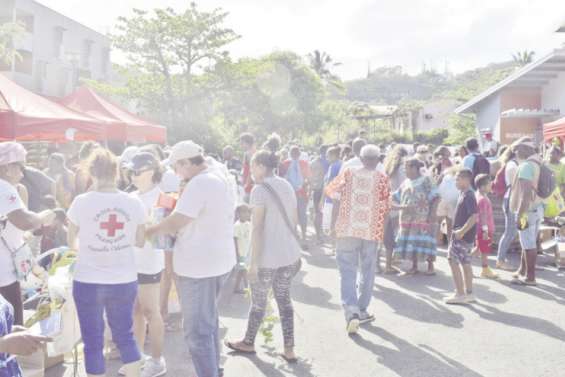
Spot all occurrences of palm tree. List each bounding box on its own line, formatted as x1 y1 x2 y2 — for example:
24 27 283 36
307 50 342 88
0 22 24 66
512 50 536 66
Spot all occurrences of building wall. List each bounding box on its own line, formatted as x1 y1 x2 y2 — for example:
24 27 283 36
416 99 459 132
0 0 111 97
541 71 565 118
475 93 501 137
499 88 542 144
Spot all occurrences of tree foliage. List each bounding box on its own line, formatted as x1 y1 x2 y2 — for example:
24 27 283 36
512 50 536 67
0 21 24 65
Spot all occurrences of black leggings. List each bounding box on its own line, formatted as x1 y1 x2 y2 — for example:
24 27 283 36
244 260 301 347
0 281 23 325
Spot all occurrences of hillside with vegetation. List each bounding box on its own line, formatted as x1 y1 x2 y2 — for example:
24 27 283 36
342 61 517 145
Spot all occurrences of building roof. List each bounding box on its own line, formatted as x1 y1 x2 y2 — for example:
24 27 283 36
455 47 565 114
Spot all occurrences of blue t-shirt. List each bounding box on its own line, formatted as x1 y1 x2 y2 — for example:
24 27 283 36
0 295 22 377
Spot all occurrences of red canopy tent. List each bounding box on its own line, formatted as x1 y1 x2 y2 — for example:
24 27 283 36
0 74 106 142
544 117 565 142
60 87 167 144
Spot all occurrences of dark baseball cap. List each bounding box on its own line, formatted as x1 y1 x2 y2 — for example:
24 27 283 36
125 152 159 171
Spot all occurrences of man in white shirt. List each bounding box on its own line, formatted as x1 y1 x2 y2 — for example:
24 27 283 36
340 138 384 174
147 141 236 377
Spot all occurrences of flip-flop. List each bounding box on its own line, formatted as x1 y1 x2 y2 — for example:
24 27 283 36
224 341 256 354
424 270 436 276
280 353 298 364
511 277 537 286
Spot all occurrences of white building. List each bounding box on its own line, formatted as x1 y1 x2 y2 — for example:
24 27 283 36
455 46 565 146
0 0 111 97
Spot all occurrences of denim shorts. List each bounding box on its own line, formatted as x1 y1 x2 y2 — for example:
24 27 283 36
518 205 543 250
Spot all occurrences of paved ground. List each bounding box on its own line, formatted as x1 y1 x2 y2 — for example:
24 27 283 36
47 241 565 377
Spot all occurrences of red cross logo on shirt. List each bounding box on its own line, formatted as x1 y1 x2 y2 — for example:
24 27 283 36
100 214 124 237
7 195 16 204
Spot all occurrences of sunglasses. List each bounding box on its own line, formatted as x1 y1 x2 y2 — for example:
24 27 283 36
131 169 152 177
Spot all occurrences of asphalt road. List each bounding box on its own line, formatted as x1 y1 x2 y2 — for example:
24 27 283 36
47 242 565 377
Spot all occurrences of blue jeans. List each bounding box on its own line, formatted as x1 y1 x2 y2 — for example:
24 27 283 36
497 195 517 263
335 238 377 321
176 273 229 377
73 281 140 375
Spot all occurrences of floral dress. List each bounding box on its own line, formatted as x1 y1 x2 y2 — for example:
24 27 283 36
393 175 439 261
0 295 22 377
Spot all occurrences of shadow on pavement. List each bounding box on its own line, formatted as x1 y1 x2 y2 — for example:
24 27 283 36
374 285 465 328
467 303 565 342
292 270 342 311
351 326 484 377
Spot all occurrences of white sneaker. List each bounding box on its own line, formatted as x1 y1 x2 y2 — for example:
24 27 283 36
346 315 360 334
444 295 468 305
141 358 167 377
119 354 149 376
464 294 477 304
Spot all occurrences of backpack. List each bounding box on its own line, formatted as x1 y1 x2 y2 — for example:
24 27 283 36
533 161 556 199
492 164 508 198
471 153 490 187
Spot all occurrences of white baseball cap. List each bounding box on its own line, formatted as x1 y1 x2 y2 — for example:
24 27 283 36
0 142 27 166
164 140 204 166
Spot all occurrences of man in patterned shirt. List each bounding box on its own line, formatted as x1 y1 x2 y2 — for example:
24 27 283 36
325 145 391 334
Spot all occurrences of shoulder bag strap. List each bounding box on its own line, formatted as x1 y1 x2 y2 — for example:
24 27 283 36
260 182 302 245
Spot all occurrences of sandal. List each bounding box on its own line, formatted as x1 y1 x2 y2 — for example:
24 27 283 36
224 340 256 354
280 353 298 364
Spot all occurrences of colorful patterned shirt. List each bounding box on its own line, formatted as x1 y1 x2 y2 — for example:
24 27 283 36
0 295 22 377
325 167 391 241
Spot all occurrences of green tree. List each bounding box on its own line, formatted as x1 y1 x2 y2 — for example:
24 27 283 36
111 3 239 131
512 50 536 66
445 115 476 145
307 50 343 89
0 21 24 66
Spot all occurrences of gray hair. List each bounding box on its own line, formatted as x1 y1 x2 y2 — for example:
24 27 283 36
360 144 380 158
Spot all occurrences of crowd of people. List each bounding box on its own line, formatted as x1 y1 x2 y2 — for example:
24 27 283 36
0 130 563 377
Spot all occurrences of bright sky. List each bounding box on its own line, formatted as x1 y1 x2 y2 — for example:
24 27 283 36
40 0 565 80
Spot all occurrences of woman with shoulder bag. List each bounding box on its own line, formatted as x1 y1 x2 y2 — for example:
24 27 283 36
225 150 302 363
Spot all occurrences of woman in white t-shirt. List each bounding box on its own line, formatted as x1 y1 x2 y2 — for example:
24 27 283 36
67 149 146 377
0 142 55 326
127 152 166 377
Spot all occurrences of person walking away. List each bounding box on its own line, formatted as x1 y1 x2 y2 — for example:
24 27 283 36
233 204 252 293
0 143 55 326
325 145 391 334
393 158 440 275
280 146 311 243
67 149 147 377
546 146 565 199
146 141 236 377
240 133 257 202
495 145 519 270
509 138 543 286
225 150 302 362
475 174 498 279
462 138 490 188
44 153 75 209
382 146 408 274
310 145 330 244
436 168 459 244
126 152 166 377
222 145 242 172
445 169 477 305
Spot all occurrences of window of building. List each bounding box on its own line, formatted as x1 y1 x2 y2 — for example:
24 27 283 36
15 10 34 33
53 27 65 58
81 40 93 69
101 47 110 76
14 50 32 75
